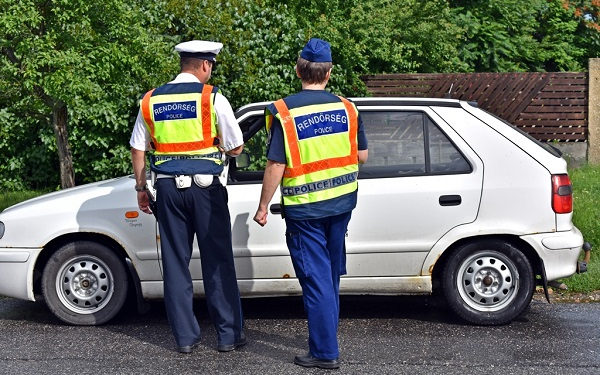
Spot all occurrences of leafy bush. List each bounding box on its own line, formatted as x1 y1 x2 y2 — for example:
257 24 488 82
1 0 599 190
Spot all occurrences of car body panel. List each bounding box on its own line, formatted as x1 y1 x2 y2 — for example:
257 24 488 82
0 98 585 320
521 228 584 281
434 105 562 232
140 275 433 299
0 248 40 300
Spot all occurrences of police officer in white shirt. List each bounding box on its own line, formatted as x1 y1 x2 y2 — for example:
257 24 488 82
130 40 246 354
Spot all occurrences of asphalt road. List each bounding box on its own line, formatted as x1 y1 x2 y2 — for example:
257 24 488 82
0 295 599 375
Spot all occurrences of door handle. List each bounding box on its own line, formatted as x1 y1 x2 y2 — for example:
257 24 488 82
439 195 462 206
270 203 282 215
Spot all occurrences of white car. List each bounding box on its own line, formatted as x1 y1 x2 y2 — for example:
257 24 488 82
0 98 588 326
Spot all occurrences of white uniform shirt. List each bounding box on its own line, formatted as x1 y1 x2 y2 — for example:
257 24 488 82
129 73 243 153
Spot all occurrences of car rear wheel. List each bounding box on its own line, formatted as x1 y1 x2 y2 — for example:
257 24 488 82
441 240 534 326
41 241 128 325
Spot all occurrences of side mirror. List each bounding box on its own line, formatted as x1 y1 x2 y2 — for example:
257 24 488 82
235 152 250 169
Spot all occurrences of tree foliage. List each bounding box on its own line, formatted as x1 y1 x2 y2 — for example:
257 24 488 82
534 0 585 71
451 0 544 71
0 0 599 191
450 0 588 72
562 0 600 68
165 0 308 108
0 0 174 188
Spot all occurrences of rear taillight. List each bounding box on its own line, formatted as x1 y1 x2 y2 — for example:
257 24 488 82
552 174 573 214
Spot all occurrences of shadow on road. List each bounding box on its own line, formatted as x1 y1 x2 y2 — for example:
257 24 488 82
0 293 461 326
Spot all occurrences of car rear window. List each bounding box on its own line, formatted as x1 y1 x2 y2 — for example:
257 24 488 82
482 109 563 158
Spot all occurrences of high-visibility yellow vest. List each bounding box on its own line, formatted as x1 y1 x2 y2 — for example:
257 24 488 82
268 97 359 211
140 83 222 170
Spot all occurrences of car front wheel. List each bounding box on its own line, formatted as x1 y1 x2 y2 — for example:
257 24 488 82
41 241 128 325
441 240 534 326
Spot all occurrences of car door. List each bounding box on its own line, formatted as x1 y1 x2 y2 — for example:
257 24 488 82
225 106 293 283
347 105 483 277
226 103 483 283
174 105 287 285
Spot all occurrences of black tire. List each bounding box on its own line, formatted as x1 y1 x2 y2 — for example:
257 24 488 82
41 241 128 325
441 240 534 326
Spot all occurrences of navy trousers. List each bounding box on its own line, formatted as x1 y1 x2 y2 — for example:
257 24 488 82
155 177 244 347
285 211 352 360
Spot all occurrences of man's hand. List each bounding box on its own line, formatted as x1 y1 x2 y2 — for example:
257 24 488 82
253 160 286 227
137 191 153 215
253 207 268 227
131 147 152 214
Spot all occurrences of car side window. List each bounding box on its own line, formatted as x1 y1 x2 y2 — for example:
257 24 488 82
361 111 426 175
230 109 472 184
359 111 471 179
427 116 471 174
229 115 268 184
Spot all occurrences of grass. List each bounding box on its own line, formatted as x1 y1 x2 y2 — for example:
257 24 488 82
0 190 48 211
561 164 600 293
1 165 599 293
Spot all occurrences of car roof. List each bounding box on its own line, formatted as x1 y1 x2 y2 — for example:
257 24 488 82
235 97 475 118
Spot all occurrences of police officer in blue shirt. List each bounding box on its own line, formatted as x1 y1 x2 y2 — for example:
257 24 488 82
130 40 246 354
254 38 368 369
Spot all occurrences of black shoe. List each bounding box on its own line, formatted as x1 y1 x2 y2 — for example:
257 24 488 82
294 353 340 369
177 338 201 354
217 332 248 352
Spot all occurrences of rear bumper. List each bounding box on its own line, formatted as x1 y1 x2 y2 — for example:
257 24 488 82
0 248 42 301
520 227 585 281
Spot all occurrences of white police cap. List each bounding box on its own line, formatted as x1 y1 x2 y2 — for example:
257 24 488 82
175 40 223 61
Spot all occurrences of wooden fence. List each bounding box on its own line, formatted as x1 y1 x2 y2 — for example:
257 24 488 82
361 72 588 142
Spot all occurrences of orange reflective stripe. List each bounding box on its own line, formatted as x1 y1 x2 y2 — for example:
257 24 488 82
154 140 216 153
292 155 357 177
339 96 358 157
141 89 157 145
200 85 214 145
141 89 155 127
273 99 302 168
275 98 359 178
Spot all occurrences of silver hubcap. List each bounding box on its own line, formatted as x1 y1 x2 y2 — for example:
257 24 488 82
457 251 519 312
56 255 114 314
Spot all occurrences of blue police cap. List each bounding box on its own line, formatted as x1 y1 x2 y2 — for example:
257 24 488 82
300 38 332 63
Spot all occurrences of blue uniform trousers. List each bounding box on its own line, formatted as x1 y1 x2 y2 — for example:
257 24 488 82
284 211 352 360
155 177 244 347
